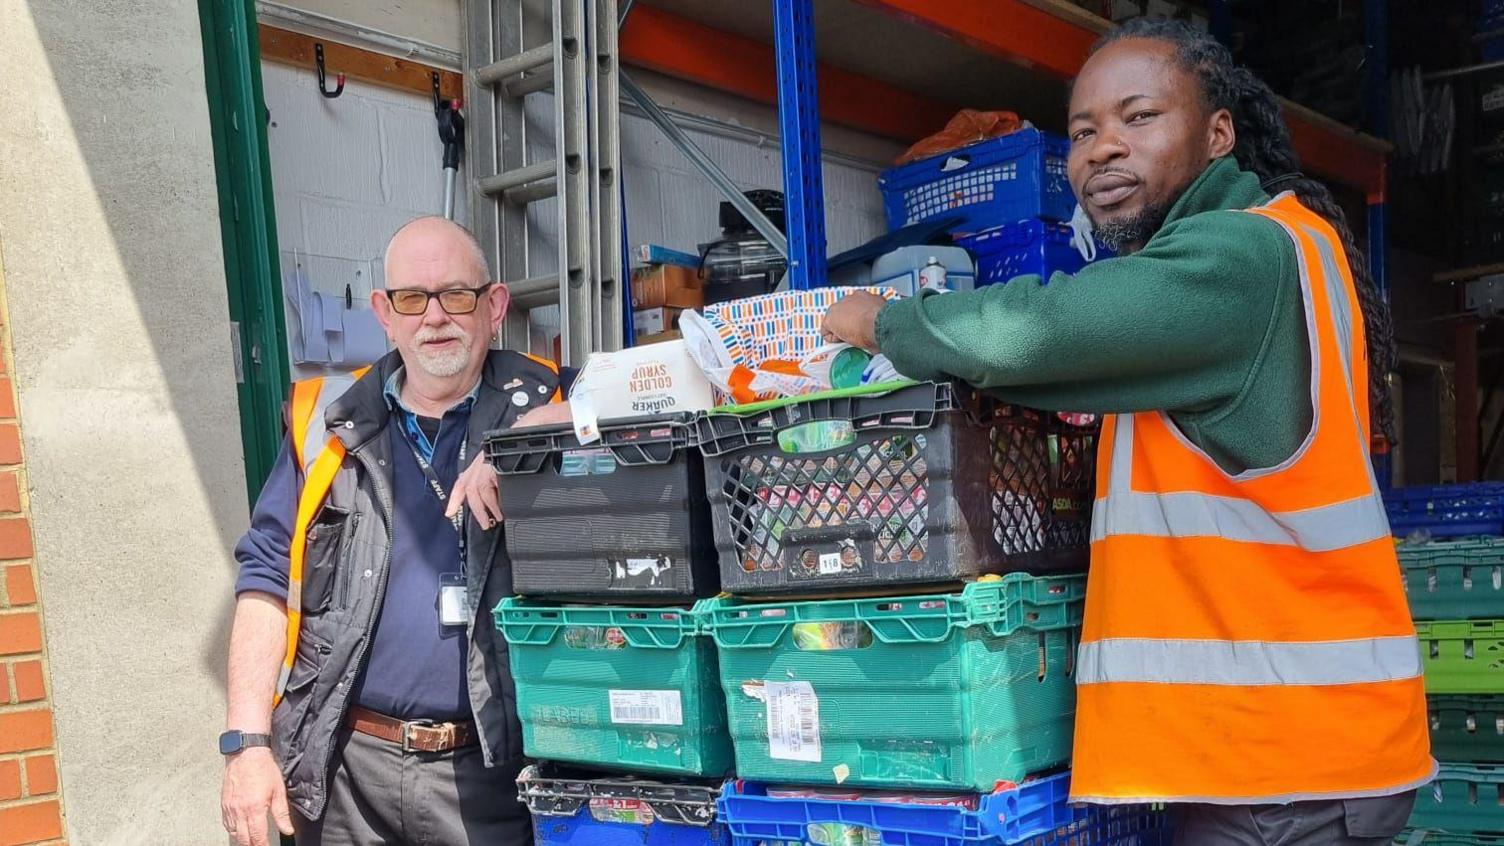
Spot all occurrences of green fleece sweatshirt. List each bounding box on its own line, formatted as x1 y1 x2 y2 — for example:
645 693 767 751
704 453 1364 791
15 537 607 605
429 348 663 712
874 156 1309 474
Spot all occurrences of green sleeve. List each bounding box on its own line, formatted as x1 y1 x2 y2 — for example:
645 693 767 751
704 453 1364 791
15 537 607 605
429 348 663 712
873 210 1294 416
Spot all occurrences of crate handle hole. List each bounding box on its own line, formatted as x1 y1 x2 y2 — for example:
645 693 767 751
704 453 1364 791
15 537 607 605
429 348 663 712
1036 633 1048 681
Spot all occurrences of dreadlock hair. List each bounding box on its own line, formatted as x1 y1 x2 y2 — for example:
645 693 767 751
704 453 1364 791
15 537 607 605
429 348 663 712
1093 19 1399 443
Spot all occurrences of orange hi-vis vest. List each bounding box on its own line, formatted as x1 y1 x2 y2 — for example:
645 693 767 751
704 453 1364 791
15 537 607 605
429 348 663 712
273 356 563 703
1070 193 1434 805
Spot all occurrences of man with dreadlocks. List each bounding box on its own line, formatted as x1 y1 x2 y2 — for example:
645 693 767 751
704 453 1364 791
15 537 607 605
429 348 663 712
822 19 1432 845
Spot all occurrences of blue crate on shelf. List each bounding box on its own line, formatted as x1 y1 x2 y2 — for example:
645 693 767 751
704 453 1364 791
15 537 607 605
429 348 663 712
1384 483 1504 538
957 220 1097 285
521 765 729 846
879 129 1075 233
718 773 1169 846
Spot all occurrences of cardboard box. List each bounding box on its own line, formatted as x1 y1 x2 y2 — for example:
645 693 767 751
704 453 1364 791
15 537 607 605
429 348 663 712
568 339 714 443
635 329 682 346
631 264 705 309
634 306 683 337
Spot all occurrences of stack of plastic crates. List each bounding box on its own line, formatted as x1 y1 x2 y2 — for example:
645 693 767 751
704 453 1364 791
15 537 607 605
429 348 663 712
876 129 1109 287
691 380 1167 843
1399 533 1504 843
485 415 735 845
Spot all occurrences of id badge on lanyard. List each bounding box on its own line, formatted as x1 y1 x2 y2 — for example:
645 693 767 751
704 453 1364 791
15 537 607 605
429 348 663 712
403 427 471 628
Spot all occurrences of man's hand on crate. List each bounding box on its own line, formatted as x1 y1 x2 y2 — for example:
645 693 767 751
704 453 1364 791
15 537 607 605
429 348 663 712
820 291 886 353
444 403 572 529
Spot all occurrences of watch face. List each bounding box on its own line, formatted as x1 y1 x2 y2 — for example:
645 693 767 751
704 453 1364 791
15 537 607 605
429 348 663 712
219 731 242 755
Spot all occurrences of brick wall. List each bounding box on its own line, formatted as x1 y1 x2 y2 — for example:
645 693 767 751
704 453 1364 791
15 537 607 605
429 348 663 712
0 267 64 845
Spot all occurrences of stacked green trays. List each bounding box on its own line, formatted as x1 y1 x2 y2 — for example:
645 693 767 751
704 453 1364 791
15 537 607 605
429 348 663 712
1417 621 1504 694
701 573 1084 791
1430 697 1504 763
1410 765 1504 834
1402 539 1504 620
1396 833 1504 845
494 599 735 778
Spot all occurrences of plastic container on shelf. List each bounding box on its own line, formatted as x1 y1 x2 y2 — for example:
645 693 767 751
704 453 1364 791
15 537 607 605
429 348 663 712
1408 764 1504 834
494 600 734 778
1400 538 1504 620
696 381 1096 596
701 574 1084 791
957 220 1092 285
718 774 1169 846
519 764 729 846
1416 620 1504 694
484 413 719 599
1383 483 1504 538
1428 695 1504 763
878 129 1075 232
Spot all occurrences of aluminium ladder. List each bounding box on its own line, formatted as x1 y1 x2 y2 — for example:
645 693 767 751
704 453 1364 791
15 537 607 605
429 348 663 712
465 0 623 365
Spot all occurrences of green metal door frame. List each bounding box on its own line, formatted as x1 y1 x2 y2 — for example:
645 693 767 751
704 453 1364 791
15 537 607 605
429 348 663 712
198 0 291 503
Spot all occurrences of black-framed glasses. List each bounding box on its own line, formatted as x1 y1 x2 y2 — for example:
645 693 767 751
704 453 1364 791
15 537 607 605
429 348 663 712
384 284 492 316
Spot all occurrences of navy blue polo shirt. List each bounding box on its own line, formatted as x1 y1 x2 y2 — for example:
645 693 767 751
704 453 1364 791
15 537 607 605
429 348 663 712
350 369 477 720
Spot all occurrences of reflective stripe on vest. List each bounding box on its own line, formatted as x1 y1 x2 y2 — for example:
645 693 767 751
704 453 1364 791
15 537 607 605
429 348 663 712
1071 194 1432 804
275 370 366 702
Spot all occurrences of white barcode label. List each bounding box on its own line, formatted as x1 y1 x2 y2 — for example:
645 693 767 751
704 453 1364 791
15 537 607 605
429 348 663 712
608 690 683 726
765 680 822 762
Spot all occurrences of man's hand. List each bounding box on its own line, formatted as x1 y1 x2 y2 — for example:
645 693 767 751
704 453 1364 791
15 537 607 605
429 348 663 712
448 453 503 530
820 292 887 353
513 402 572 428
222 747 294 846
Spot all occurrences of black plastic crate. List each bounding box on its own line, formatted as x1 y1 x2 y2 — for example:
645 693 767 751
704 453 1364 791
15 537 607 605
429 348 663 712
485 414 719 599
695 382 1095 596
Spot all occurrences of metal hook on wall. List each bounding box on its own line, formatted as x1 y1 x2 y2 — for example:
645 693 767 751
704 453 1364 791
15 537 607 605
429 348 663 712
314 42 345 99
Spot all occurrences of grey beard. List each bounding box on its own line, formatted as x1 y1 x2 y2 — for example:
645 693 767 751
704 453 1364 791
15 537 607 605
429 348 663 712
1091 199 1173 254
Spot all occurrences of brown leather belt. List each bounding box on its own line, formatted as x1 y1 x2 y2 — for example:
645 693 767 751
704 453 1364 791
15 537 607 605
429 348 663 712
345 706 479 753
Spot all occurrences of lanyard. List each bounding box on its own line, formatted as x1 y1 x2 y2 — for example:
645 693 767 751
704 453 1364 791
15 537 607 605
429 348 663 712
397 421 469 573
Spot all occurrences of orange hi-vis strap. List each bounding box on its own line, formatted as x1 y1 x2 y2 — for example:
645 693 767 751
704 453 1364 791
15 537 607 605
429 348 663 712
274 368 367 705
1070 193 1432 804
523 352 564 403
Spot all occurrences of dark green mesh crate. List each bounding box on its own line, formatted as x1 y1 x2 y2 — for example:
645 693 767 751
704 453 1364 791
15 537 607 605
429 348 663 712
1409 764 1504 834
702 573 1083 791
1430 696 1504 762
495 599 734 778
1402 539 1504 621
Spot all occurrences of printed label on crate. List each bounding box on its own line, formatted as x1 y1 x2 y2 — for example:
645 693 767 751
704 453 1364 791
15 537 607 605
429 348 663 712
817 551 844 575
608 556 674 588
765 680 822 762
608 689 684 726
588 796 656 825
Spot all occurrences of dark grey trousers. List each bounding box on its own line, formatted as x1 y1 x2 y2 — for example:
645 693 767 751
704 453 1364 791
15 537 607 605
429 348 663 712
293 728 533 846
1171 792 1417 845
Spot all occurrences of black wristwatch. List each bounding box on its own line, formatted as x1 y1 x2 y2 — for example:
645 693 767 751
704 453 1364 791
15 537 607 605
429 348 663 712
219 730 272 756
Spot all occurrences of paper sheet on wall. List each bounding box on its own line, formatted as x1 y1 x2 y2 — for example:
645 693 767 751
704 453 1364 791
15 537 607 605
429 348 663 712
764 680 822 762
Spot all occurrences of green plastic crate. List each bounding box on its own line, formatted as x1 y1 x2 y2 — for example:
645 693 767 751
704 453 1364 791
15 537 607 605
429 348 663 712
1431 696 1504 763
1410 764 1504 834
702 573 1084 791
1397 832 1504 845
1419 621 1504 694
1402 540 1504 620
494 599 735 777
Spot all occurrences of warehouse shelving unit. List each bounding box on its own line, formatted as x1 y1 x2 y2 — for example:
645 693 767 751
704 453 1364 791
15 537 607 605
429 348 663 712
619 0 1394 291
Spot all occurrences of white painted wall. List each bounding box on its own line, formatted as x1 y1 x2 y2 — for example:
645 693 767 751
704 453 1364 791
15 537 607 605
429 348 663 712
0 2 249 843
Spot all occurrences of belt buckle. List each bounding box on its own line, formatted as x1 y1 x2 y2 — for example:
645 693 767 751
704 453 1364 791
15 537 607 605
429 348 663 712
401 719 436 753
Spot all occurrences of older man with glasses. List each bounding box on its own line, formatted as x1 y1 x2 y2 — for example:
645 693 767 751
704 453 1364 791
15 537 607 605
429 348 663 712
220 216 574 846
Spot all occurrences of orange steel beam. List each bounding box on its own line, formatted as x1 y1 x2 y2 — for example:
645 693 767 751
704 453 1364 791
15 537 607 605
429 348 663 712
620 5 958 142
855 0 1388 196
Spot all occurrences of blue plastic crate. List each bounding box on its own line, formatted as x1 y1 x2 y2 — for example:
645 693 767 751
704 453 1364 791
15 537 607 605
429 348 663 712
521 765 729 846
1384 483 1504 538
958 221 1093 285
879 129 1075 233
718 774 1169 846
